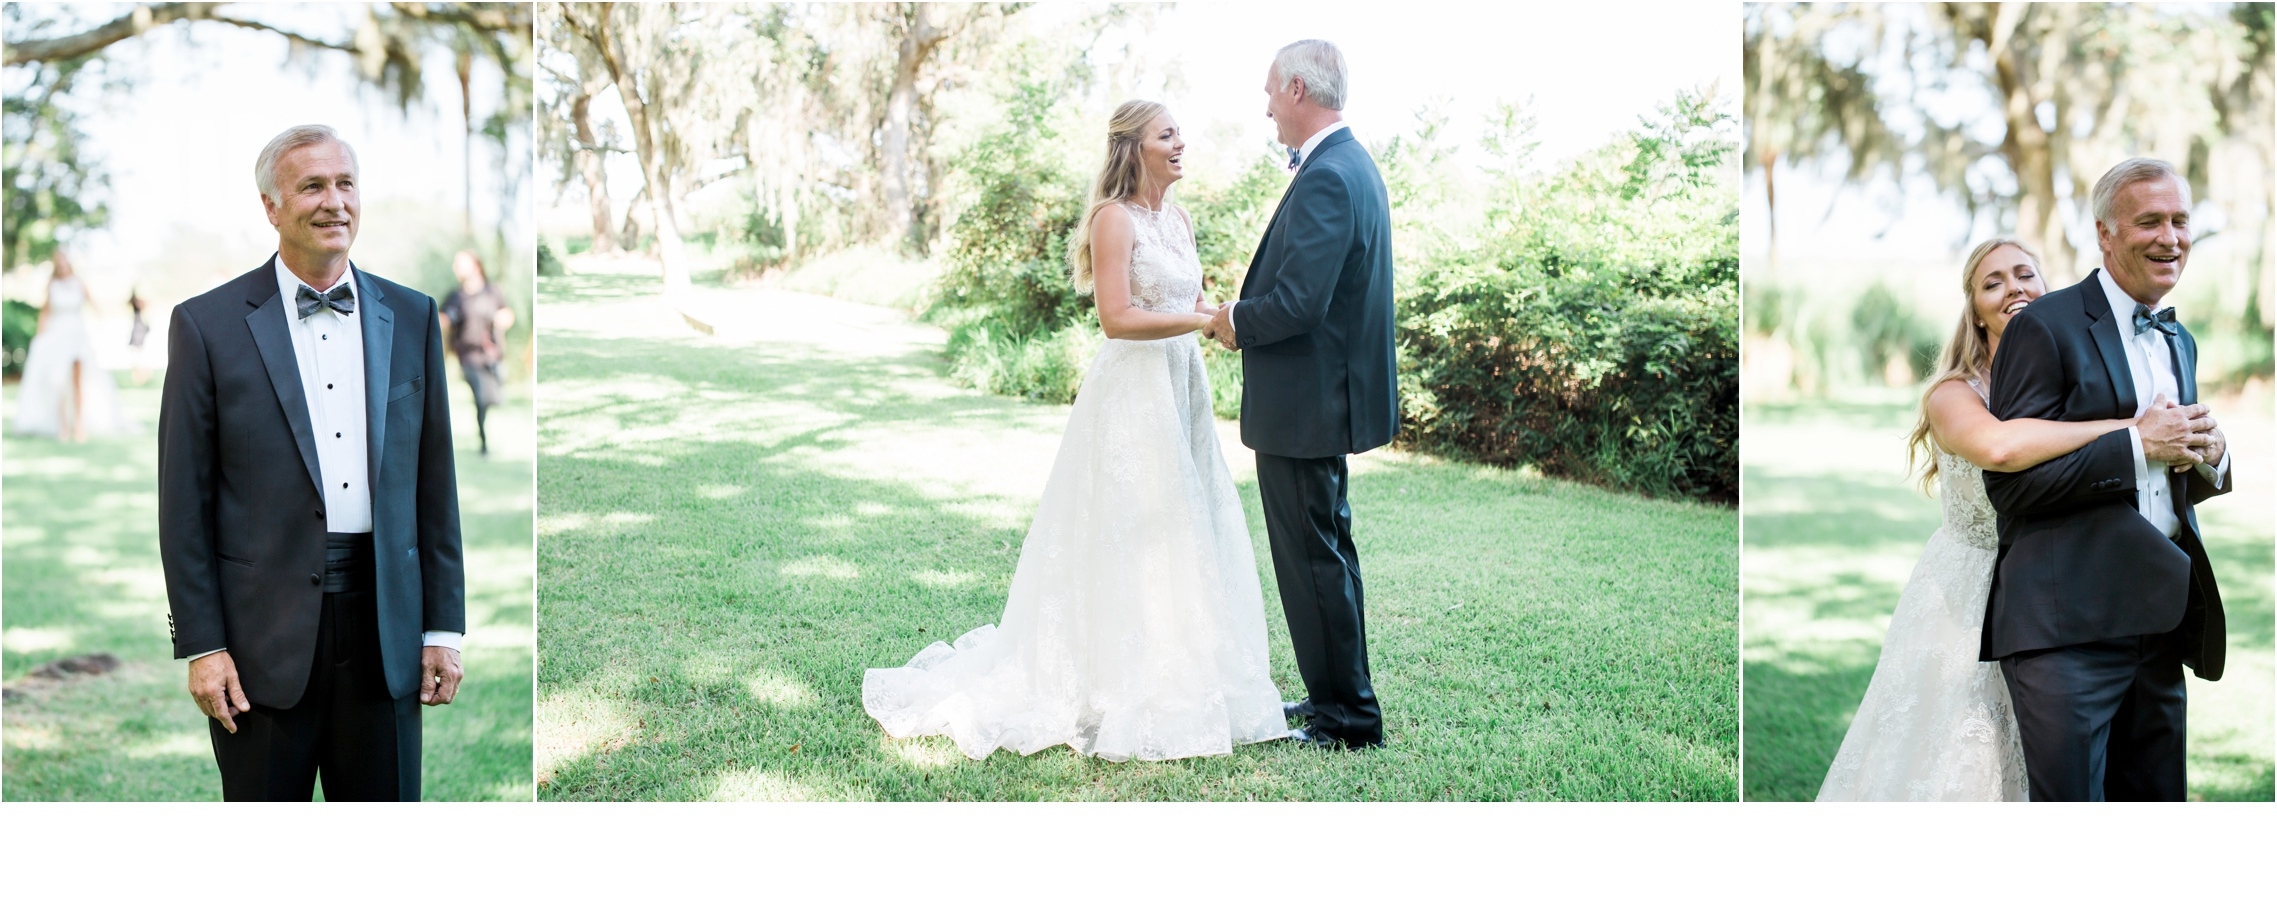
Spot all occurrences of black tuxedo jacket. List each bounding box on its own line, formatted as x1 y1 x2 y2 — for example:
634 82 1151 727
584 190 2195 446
159 256 465 707
1231 127 1399 459
1980 270 2228 679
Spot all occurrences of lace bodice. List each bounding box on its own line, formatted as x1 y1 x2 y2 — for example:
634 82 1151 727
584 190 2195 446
1937 379 1997 550
1124 203 1203 315
46 277 86 317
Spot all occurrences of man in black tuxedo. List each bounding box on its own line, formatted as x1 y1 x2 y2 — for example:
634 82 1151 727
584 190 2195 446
1981 157 2230 801
160 125 466 801
1206 39 1397 750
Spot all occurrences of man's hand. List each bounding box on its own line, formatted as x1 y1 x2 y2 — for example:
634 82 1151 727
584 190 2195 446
2178 426 2228 473
419 646 463 706
1207 302 1238 351
188 651 251 733
2138 394 2212 465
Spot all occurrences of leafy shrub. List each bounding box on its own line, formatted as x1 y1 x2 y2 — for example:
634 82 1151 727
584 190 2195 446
924 81 1090 402
1397 91 1738 501
3 298 37 376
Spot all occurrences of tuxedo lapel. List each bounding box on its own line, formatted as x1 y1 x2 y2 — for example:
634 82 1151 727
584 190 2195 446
358 268 394 498
245 282 325 497
1244 128 1352 297
2079 272 2136 415
2173 325 2198 406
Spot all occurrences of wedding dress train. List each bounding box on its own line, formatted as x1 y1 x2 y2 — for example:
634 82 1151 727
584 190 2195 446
862 203 1288 761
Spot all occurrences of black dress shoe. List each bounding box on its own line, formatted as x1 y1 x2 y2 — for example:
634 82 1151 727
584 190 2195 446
1284 727 1345 750
1283 699 1315 722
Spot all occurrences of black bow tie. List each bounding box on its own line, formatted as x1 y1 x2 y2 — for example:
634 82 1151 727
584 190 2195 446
2133 303 2177 337
1287 146 1300 171
297 283 354 319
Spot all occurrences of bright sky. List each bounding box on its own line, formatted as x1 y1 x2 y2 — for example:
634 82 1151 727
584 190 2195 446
8 3 522 302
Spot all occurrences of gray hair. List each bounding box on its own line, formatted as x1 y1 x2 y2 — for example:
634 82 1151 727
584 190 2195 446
1273 39 1347 111
254 124 358 204
2091 157 2190 228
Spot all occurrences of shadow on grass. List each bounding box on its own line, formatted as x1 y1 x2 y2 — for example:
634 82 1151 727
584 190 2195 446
536 278 1739 801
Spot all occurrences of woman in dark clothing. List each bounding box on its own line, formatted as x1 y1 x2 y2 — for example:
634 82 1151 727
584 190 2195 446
439 250 515 455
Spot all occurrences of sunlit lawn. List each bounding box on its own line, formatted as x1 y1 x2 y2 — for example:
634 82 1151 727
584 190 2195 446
534 269 1739 801
1742 390 2276 801
2 367 534 801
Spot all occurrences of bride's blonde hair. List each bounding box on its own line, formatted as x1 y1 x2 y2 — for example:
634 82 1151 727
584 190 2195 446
1906 236 2041 492
1068 99 1169 294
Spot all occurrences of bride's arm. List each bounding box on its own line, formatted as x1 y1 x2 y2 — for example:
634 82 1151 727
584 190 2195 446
1924 378 2159 473
1092 205 1211 340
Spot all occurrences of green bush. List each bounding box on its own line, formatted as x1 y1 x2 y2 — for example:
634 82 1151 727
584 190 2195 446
536 238 565 276
4 298 36 376
923 82 1092 397
1396 91 1737 501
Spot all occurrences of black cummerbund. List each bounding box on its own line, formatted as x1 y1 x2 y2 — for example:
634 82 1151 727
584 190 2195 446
322 532 376 593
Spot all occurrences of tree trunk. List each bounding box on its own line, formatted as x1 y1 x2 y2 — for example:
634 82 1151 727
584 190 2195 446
620 183 649 252
880 4 941 255
577 3 691 294
457 46 475 237
1757 143 1778 269
569 76 618 252
1981 5 2076 278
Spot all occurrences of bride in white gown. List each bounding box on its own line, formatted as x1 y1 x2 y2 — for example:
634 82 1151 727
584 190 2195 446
861 101 1288 761
1818 238 2196 800
15 249 136 440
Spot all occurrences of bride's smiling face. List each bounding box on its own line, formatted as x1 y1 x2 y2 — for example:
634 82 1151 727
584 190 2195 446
1138 112 1184 190
1971 244 2045 342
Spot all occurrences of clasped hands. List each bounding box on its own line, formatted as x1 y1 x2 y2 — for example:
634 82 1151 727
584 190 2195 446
189 645 464 733
2137 393 2226 472
1197 302 1238 351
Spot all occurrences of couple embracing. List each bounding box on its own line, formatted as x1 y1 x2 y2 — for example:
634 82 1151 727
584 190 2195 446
862 39 1391 759
1822 158 2232 802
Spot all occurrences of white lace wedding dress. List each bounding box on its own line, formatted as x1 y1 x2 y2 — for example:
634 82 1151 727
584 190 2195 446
862 202 1288 762
13 276 136 438
1818 381 2027 800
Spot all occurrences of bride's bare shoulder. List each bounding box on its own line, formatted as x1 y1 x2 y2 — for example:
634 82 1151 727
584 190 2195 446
1090 202 1137 240
1923 377 1991 428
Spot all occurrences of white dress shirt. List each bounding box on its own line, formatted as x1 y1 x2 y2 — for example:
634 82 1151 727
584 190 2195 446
2101 267 2228 539
1225 122 1351 345
278 255 374 535
189 259 457 661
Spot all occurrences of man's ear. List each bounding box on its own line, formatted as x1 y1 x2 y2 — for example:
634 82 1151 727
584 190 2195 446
260 192 281 228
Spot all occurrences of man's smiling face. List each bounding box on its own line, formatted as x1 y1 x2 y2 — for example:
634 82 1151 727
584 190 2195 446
263 139 360 263
2098 174 2191 305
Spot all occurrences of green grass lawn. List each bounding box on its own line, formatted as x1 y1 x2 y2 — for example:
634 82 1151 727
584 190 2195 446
535 271 1738 801
2 366 534 801
1742 390 2276 801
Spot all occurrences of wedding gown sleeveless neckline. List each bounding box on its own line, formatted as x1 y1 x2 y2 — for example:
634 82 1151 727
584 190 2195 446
1817 378 2027 801
860 199 1289 762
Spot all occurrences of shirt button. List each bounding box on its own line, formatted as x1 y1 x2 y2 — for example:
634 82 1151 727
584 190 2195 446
327 383 334 389
342 482 349 489
335 432 342 438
